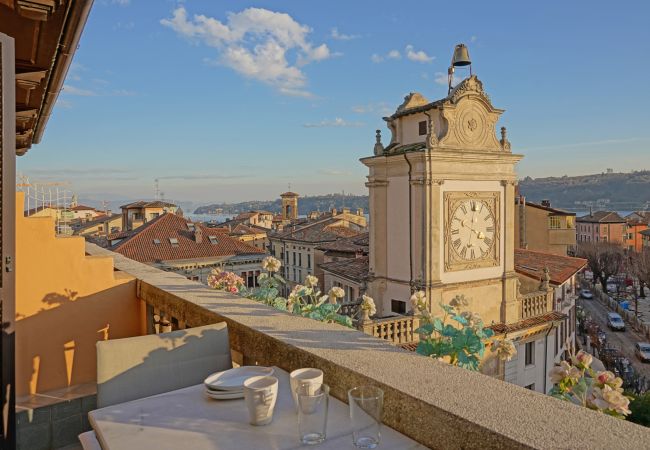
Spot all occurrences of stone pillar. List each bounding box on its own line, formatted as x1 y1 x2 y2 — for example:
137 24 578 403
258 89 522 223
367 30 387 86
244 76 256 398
501 180 520 324
366 176 389 315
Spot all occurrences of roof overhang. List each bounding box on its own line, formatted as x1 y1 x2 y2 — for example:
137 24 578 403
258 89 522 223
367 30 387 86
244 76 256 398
0 0 93 155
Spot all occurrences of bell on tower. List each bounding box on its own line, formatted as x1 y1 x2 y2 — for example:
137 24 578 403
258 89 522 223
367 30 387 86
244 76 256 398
448 43 472 93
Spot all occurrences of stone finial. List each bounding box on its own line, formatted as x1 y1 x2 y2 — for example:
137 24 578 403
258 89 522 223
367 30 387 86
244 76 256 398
373 129 384 155
500 126 511 151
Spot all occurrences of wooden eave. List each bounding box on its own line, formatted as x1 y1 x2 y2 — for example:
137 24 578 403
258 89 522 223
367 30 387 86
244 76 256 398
0 0 93 155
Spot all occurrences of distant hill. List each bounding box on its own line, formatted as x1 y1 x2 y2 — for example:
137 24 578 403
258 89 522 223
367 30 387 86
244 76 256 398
194 194 369 215
518 170 650 212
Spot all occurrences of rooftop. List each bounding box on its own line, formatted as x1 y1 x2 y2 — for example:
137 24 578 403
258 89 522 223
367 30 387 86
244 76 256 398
120 200 178 209
577 211 626 223
319 256 369 283
316 232 369 254
271 216 365 243
521 200 575 216
514 248 587 285
111 213 264 263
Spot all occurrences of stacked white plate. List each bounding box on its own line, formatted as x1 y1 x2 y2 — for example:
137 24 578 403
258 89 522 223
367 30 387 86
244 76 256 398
203 366 274 400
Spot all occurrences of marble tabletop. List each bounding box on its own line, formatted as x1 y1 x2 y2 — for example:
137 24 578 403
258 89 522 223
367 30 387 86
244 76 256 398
89 367 426 450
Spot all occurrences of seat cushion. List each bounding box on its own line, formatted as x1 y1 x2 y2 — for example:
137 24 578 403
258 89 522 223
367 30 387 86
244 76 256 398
97 322 231 408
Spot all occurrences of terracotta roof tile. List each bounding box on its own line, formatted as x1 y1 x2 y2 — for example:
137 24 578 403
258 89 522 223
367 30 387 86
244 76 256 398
577 211 626 223
111 213 263 263
120 200 177 209
272 217 365 243
319 257 369 283
316 232 369 253
515 249 587 285
70 204 97 211
488 311 567 334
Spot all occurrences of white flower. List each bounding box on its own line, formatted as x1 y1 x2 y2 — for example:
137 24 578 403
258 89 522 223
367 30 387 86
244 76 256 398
305 275 319 288
361 294 377 316
328 286 345 304
493 338 517 362
588 385 631 415
262 256 282 273
571 350 593 369
461 311 483 328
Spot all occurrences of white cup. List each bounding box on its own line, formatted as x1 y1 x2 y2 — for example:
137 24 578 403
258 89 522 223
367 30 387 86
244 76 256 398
243 376 278 426
290 368 323 412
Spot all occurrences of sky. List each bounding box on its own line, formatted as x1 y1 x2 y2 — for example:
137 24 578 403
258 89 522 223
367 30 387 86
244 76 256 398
16 0 650 205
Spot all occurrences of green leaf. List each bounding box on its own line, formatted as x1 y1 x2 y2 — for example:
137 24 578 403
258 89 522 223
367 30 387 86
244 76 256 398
416 323 434 336
452 314 468 325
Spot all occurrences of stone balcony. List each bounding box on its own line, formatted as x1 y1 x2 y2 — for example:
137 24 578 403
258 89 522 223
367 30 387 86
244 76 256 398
79 243 650 449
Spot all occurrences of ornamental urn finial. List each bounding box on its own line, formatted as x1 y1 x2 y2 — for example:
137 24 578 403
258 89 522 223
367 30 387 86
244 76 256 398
373 129 384 155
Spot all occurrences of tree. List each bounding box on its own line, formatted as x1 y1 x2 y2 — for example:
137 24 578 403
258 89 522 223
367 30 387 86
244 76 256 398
628 392 650 427
577 242 624 291
630 248 650 298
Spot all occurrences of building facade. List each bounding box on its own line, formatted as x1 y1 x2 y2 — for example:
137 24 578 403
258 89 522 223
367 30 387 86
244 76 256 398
624 213 649 252
514 197 576 256
362 70 564 393
268 209 367 294
120 200 181 231
576 211 626 244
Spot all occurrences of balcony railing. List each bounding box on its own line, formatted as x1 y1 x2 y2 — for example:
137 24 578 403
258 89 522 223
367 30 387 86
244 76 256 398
520 290 552 319
361 315 420 344
84 243 650 449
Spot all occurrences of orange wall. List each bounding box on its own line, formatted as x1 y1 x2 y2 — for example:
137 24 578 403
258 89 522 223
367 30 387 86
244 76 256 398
15 192 143 396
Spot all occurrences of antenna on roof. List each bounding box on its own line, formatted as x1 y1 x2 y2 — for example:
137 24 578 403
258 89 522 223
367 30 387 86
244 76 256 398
154 178 160 201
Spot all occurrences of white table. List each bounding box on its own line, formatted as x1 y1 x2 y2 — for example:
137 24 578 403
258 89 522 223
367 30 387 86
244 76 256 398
89 367 426 450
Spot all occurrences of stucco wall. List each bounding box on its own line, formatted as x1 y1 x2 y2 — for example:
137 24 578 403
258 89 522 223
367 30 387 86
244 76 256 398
15 193 142 396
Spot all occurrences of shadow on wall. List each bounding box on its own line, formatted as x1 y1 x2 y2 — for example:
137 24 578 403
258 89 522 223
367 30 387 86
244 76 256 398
15 282 141 396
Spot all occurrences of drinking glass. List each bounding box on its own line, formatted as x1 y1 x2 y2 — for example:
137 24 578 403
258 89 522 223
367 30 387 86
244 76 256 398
297 382 329 445
348 386 383 449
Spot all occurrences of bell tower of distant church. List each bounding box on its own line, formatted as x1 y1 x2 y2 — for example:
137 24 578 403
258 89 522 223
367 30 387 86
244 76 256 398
281 191 299 221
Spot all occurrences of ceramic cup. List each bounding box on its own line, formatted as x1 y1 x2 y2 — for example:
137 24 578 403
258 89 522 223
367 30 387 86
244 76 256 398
290 368 323 412
243 376 279 426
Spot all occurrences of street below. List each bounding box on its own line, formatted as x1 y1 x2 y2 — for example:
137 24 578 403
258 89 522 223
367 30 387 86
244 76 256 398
580 296 650 379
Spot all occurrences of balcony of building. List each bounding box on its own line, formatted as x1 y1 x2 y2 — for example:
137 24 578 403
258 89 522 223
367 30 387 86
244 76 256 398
11 202 650 449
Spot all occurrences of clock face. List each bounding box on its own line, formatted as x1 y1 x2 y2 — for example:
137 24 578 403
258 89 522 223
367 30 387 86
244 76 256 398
444 192 500 272
449 199 496 261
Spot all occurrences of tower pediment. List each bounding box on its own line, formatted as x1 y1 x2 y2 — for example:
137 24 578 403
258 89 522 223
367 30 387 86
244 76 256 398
435 75 506 152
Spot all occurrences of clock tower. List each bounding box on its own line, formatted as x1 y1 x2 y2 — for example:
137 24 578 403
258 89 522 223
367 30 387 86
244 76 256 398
362 51 523 326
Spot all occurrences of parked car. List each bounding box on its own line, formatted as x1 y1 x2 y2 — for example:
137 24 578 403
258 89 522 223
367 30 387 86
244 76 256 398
635 343 650 363
607 312 626 331
607 283 618 293
580 289 593 299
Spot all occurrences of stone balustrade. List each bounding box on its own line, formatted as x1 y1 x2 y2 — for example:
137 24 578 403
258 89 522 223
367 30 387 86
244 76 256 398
361 315 420 344
85 243 650 449
520 290 552 319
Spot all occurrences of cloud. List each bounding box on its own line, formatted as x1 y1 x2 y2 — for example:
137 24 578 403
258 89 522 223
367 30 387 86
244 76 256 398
156 174 251 180
303 117 365 128
330 27 359 41
62 85 97 96
351 102 392 116
114 21 135 30
470 35 477 43
111 0 130 5
405 45 434 63
434 72 448 86
161 6 332 98
371 49 401 63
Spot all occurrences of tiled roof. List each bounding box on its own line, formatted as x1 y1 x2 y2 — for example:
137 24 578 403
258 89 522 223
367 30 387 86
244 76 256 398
640 229 650 237
280 191 299 197
523 201 575 216
577 211 626 223
319 257 369 283
231 223 267 235
488 311 567 334
272 217 365 243
70 204 97 211
316 232 369 253
74 213 121 231
515 249 587 285
111 213 264 263
120 200 177 209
